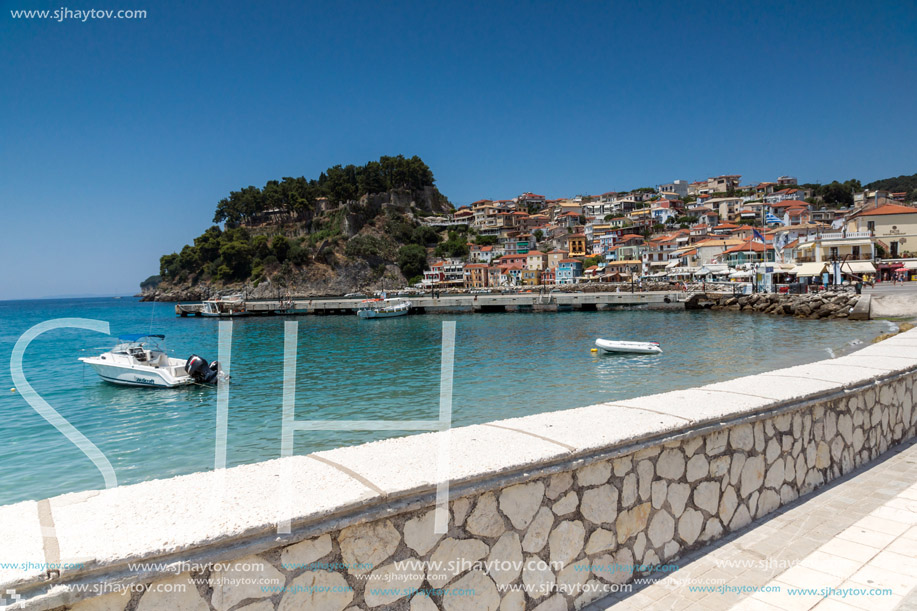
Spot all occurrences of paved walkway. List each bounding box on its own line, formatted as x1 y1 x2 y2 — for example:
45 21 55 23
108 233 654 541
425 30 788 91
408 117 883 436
585 437 917 611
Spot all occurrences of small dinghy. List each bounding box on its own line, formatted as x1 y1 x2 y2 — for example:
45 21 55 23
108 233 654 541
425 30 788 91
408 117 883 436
595 339 663 355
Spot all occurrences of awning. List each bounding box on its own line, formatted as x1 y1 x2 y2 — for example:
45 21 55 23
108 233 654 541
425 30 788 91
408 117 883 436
796 242 815 250
665 259 681 269
697 264 730 276
904 261 917 270
729 270 752 278
840 261 876 274
791 262 827 276
649 261 669 267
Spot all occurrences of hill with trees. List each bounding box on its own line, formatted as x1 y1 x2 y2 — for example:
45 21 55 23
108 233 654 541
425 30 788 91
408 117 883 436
865 172 917 201
143 155 454 300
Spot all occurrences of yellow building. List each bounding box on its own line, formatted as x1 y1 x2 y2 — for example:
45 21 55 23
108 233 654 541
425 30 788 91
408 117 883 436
463 264 490 289
521 269 541 285
846 203 917 258
568 233 587 257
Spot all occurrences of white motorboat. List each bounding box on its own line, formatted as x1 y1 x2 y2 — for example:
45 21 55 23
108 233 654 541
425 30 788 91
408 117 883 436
201 294 248 317
357 298 411 319
79 334 225 387
595 339 663 355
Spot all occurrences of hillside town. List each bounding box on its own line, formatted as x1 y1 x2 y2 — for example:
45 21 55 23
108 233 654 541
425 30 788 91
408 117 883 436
419 176 917 292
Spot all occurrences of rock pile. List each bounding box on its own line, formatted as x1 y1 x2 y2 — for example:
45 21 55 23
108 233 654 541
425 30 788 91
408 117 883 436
708 289 861 319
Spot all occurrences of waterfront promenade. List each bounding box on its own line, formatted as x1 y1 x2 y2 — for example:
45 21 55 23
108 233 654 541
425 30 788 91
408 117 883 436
585 437 917 610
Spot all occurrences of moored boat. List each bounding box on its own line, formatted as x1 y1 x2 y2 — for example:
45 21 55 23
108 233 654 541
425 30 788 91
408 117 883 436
79 334 226 387
357 298 411 319
595 339 663 355
200 294 247 317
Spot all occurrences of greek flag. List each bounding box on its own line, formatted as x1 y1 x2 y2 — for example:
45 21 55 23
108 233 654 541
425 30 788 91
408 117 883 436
765 213 784 225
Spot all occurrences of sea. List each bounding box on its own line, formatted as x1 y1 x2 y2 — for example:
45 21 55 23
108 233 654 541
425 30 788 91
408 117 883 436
0 297 891 506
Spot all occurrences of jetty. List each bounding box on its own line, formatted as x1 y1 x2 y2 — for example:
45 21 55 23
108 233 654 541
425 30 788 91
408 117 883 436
174 290 687 317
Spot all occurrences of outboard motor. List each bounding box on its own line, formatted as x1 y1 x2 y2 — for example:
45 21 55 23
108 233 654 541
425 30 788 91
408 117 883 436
184 354 220 385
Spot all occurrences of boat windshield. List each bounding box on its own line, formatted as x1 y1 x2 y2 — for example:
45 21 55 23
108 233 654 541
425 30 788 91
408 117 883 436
112 334 166 355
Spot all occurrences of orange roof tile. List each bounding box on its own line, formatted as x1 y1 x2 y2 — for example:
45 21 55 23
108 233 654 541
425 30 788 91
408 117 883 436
857 203 917 216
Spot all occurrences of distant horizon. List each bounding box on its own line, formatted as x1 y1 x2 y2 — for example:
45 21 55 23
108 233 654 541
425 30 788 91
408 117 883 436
2 0 914 300
0 293 138 302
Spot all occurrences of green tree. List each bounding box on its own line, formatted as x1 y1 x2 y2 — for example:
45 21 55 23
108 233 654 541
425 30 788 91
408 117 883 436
252 235 270 260
219 241 253 279
411 225 441 245
140 275 162 291
822 181 853 206
159 253 180 279
397 244 428 280
272 235 291 262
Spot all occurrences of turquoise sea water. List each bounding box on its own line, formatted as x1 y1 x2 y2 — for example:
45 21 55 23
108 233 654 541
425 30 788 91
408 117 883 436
0 297 889 506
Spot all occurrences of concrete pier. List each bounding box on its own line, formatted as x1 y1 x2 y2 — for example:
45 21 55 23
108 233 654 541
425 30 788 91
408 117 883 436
175 290 686 317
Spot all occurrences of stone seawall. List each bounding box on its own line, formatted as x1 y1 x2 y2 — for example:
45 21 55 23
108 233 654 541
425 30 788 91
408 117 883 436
2 331 916 611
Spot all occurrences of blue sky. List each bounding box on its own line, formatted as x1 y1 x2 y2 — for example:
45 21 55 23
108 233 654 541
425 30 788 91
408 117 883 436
0 0 915 299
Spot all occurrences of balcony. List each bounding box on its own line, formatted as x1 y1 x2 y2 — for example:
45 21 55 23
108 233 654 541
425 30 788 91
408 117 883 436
795 254 874 263
799 231 873 243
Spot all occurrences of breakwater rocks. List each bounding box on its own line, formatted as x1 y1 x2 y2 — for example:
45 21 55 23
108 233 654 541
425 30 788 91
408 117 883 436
707 290 861 319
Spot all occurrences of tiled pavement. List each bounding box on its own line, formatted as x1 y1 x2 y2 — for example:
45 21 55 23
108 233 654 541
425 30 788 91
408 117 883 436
585 438 917 611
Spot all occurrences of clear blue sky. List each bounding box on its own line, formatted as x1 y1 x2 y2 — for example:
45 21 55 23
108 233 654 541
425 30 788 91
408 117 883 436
1 0 914 299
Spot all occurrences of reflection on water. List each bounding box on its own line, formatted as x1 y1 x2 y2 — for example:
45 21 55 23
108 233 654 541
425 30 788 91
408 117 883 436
0 297 888 505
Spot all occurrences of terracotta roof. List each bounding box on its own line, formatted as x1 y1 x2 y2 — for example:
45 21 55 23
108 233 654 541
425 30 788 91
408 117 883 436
695 238 742 248
857 203 917 216
770 199 809 208
722 240 772 255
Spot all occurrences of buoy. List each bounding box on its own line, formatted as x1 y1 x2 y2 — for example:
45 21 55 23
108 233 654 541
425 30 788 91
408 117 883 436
10 388 16 393
590 348 598 352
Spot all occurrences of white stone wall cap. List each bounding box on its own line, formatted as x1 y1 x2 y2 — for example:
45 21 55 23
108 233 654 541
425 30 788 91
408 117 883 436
47 455 376 574
0 500 46 590
831 353 917 372
701 375 840 403
311 423 568 497
610 388 773 427
757 362 892 385
487 403 687 453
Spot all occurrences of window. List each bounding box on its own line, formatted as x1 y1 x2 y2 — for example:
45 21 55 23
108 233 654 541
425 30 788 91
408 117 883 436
891 242 899 258
867 221 875 232
852 246 861 258
830 247 839 259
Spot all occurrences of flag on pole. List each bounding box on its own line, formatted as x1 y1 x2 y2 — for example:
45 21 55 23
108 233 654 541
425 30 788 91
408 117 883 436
752 229 765 243
765 213 784 225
